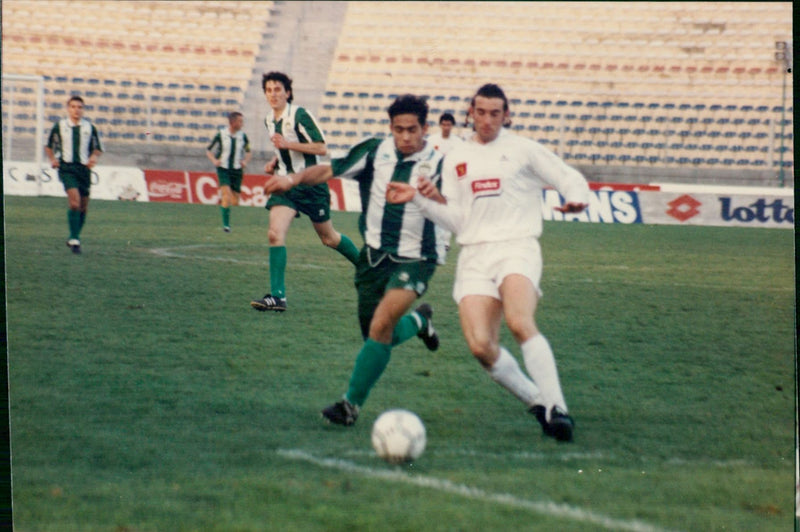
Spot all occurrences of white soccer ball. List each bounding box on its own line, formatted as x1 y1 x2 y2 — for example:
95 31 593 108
371 409 426 464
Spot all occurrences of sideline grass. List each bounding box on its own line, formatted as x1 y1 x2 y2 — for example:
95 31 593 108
5 196 796 531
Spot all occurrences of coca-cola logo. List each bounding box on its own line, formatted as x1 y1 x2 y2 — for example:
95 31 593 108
148 181 186 198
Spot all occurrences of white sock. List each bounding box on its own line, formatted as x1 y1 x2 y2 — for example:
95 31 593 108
487 347 542 407
521 334 567 415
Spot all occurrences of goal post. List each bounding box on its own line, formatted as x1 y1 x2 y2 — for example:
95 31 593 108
2 73 46 178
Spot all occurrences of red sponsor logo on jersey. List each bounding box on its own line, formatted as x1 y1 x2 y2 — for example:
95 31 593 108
471 178 501 195
455 162 467 178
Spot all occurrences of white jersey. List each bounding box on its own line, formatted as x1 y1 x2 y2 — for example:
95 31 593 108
426 131 464 155
413 130 589 244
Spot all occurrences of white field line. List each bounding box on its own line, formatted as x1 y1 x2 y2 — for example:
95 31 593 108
342 448 754 468
146 244 324 269
278 449 680 532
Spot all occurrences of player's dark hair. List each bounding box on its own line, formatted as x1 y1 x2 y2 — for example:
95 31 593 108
439 112 456 124
228 111 243 123
475 83 509 112
67 95 85 105
261 71 293 103
387 94 428 127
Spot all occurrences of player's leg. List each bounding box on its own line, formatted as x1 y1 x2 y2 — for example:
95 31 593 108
78 194 90 232
311 220 360 265
251 204 296 311
460 293 541 405
500 274 573 440
344 287 418 405
323 259 435 425
65 187 82 248
219 185 233 230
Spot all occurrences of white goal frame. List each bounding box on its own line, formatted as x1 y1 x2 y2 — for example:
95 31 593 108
2 73 46 171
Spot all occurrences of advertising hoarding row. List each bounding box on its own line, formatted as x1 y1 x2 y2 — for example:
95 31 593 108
3 161 793 229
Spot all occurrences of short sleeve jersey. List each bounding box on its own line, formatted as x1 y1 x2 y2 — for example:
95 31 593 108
207 127 250 170
331 137 445 262
47 118 103 165
265 103 325 175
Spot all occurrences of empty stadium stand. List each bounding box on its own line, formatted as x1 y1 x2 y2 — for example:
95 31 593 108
1 0 793 177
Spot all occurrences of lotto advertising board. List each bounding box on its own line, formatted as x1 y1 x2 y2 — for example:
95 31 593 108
639 185 794 229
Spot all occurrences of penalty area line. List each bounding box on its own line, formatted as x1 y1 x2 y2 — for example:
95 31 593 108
277 449 679 532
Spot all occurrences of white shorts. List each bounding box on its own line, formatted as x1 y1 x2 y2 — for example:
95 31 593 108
452 237 543 303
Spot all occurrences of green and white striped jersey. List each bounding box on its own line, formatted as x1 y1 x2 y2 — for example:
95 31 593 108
46 118 102 165
264 103 325 175
207 128 250 169
331 137 446 263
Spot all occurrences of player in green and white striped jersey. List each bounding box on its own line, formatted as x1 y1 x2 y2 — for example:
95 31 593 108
45 95 103 254
251 71 360 312
263 94 446 426
206 111 252 232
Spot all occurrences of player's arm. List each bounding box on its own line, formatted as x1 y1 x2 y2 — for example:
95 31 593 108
532 143 590 213
44 147 59 168
87 149 101 169
386 182 463 234
417 176 446 204
263 163 334 194
272 107 327 156
206 134 222 167
206 150 221 167
45 125 60 168
242 138 252 168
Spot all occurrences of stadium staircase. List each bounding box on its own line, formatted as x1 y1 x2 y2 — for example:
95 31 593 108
240 0 349 153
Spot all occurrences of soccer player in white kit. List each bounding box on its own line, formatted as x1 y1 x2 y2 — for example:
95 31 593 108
387 84 589 441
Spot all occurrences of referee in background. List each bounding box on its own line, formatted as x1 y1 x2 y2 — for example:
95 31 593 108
45 95 103 254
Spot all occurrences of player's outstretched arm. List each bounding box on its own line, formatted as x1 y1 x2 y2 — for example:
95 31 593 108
263 163 334 194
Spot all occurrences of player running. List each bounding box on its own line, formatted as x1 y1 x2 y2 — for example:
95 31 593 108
262 94 446 426
387 83 590 441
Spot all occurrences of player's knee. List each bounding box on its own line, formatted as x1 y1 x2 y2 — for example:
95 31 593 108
505 316 537 344
267 228 284 246
318 233 338 248
467 338 496 366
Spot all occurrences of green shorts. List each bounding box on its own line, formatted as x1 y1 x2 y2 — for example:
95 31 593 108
354 247 437 338
59 162 91 197
266 182 331 223
216 167 244 192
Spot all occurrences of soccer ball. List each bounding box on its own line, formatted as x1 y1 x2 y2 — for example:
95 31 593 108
371 409 426 464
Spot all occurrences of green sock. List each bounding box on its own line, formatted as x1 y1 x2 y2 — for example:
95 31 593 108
346 338 392 406
269 245 287 299
67 210 81 240
79 210 86 231
391 312 423 346
335 234 360 265
221 206 230 227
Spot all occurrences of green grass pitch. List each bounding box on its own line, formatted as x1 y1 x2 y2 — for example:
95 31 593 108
4 196 796 531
